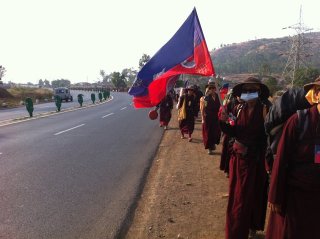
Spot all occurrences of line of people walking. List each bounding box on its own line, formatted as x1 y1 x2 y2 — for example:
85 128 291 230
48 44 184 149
155 76 320 239
219 76 320 239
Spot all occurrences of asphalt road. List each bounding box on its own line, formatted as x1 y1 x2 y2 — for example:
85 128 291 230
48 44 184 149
0 92 163 239
0 90 100 121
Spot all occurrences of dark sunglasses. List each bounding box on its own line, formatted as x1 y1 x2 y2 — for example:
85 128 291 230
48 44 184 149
242 89 260 93
208 87 216 90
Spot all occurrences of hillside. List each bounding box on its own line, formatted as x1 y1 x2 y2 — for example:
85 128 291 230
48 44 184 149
211 32 320 79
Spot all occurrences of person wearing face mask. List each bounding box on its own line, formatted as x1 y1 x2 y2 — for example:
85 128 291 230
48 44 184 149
266 77 320 239
219 77 271 239
200 80 221 154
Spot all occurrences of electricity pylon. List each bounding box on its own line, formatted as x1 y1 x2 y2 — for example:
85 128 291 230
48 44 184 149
281 6 313 87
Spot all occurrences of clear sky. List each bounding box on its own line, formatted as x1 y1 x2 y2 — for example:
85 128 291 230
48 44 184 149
0 0 318 84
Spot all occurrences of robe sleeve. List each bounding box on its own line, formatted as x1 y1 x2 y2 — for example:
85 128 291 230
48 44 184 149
219 121 236 137
200 97 205 119
178 95 185 109
219 103 238 137
268 114 299 206
169 96 173 109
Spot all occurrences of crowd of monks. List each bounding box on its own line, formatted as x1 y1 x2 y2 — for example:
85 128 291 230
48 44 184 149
156 76 320 239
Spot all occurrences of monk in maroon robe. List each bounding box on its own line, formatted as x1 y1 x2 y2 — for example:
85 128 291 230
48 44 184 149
267 79 320 239
159 94 173 130
219 77 270 239
220 95 239 175
200 81 221 154
178 86 197 142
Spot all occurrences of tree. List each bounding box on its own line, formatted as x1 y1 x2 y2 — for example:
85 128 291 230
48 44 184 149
38 79 44 88
139 54 151 69
294 67 320 87
264 77 282 96
100 70 106 81
51 79 71 88
110 72 127 89
44 79 51 87
0 65 6 80
121 68 137 85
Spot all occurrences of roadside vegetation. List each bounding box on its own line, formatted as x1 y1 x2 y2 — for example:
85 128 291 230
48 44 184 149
0 87 53 109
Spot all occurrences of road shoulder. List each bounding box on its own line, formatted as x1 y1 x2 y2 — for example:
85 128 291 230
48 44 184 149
125 111 229 239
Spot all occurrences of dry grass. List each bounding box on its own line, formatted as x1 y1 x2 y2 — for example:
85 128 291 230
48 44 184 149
1 87 53 109
8 87 53 100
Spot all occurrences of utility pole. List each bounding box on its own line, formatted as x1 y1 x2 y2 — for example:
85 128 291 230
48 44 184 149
281 5 313 87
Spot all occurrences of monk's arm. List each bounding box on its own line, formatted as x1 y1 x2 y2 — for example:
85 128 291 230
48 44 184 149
219 121 236 137
268 115 298 211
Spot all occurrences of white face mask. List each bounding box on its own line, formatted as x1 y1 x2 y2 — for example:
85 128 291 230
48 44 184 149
240 92 259 102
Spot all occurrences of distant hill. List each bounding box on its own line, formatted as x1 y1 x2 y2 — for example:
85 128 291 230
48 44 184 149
210 32 320 81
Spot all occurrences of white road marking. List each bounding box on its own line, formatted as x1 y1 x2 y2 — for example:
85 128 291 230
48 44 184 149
102 113 114 118
120 107 127 110
54 124 85 136
36 105 54 109
0 153 2 155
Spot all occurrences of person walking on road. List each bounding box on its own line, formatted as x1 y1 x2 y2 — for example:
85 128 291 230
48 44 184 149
194 84 204 118
266 77 320 239
220 92 240 176
200 80 221 154
219 77 271 239
178 85 197 142
159 93 174 130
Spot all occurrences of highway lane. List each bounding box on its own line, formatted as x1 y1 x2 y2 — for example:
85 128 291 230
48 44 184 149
0 90 102 121
0 92 163 239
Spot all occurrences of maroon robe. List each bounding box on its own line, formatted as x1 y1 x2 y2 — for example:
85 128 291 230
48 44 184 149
202 94 221 149
220 134 234 173
220 102 268 239
220 99 238 172
159 95 173 126
178 94 196 135
266 105 320 239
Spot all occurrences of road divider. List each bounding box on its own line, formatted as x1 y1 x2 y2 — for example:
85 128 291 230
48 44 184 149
0 96 113 128
54 124 85 136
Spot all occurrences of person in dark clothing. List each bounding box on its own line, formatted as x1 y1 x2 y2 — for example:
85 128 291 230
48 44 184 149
159 93 174 130
266 77 320 239
178 85 197 142
200 81 221 154
194 85 204 118
219 77 271 239
220 93 239 175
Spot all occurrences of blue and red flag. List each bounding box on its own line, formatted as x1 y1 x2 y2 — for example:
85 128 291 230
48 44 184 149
128 8 215 108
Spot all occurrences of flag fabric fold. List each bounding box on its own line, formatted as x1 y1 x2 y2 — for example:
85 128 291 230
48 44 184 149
128 8 215 108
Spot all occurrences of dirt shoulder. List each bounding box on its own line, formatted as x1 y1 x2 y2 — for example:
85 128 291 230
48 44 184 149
125 110 268 239
125 111 229 239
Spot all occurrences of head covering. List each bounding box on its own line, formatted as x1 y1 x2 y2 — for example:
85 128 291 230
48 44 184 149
186 85 196 91
303 76 320 92
232 77 270 99
304 76 320 104
205 79 216 89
